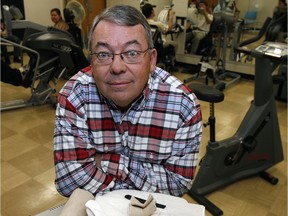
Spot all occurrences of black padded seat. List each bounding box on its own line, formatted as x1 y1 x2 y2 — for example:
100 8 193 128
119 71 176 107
188 83 224 103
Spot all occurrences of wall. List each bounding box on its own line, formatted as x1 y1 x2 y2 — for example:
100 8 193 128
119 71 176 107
106 0 140 8
147 0 172 16
20 0 105 46
106 0 172 15
11 0 278 31
19 0 105 32
23 0 64 27
7 0 278 45
198 0 278 27
235 0 278 28
77 0 106 43
205 0 278 25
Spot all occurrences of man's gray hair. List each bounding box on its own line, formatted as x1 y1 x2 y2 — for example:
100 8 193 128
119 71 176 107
88 5 154 51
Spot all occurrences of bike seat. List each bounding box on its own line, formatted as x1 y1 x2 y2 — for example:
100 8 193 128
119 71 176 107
189 83 224 103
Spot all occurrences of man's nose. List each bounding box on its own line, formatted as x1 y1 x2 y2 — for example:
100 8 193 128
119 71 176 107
110 54 126 74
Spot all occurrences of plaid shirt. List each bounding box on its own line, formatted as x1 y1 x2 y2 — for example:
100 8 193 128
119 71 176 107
54 66 202 197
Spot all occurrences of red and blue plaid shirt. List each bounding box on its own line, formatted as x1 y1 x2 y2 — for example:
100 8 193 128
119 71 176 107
54 66 202 197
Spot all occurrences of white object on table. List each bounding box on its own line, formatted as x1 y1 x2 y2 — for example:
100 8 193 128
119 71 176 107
86 189 205 216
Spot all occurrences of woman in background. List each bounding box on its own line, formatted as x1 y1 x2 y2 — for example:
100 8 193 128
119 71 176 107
50 8 69 31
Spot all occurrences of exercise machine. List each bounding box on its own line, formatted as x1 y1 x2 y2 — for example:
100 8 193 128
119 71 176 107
230 17 272 63
0 28 89 111
184 0 241 89
273 64 287 102
0 5 89 111
188 41 286 215
150 24 176 72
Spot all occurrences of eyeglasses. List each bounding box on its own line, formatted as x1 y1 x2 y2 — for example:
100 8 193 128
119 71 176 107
90 47 153 65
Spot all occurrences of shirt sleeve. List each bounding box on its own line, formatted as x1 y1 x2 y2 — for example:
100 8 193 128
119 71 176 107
149 19 169 33
54 93 115 197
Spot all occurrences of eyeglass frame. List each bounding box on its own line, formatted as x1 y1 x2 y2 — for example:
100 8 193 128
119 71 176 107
90 47 154 65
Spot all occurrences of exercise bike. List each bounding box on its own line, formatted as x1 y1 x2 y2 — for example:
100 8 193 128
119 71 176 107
187 40 286 215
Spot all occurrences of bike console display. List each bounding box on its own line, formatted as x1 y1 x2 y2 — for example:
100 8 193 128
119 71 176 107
254 41 288 61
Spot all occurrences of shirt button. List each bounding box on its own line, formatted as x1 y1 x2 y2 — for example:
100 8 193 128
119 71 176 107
123 139 127 146
122 136 126 146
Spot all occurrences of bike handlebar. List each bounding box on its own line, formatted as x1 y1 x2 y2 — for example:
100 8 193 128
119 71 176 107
235 17 272 55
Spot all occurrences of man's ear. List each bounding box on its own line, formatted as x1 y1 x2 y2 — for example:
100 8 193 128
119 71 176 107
150 48 157 71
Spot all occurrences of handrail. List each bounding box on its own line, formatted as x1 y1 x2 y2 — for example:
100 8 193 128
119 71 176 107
235 17 272 55
0 37 40 92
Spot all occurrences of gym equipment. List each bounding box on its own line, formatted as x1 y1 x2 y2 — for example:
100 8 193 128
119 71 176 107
0 28 89 111
266 6 287 43
232 5 287 63
273 64 287 102
150 24 176 72
184 0 241 89
230 17 271 62
0 5 89 111
228 18 244 61
188 40 286 215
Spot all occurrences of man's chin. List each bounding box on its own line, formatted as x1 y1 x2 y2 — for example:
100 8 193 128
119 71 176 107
110 92 141 110
110 92 131 105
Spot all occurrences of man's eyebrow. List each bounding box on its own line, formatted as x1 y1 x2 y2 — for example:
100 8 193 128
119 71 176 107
94 40 141 50
94 42 109 49
125 40 141 47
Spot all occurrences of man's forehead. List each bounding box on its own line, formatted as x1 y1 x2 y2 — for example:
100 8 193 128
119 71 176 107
95 20 144 31
94 39 141 49
92 21 147 47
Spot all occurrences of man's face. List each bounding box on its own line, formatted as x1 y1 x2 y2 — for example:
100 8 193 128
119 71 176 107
90 21 157 111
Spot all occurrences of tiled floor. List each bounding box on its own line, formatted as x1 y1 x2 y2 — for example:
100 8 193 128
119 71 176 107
1 63 287 216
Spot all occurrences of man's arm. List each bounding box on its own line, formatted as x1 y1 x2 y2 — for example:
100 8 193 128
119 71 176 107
167 9 175 30
199 7 213 24
54 94 117 197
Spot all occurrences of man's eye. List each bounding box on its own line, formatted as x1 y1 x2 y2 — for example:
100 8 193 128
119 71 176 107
97 52 110 59
126 50 139 57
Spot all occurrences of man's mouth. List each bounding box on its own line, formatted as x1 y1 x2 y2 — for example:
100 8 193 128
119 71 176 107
108 81 132 89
